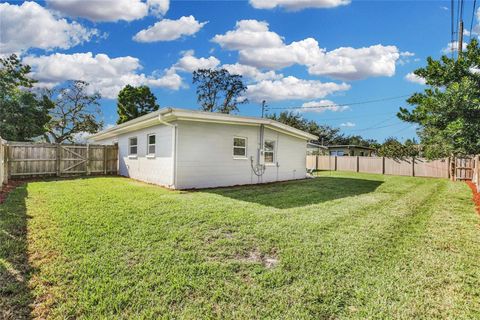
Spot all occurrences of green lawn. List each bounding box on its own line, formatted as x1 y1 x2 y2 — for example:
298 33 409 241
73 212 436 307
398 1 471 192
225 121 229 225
1 172 479 319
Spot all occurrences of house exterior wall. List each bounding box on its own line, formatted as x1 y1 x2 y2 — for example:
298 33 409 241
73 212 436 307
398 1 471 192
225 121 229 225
174 121 308 189
328 147 373 157
94 124 174 187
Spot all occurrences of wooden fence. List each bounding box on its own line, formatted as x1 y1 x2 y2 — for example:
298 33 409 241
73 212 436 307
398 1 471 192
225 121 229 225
0 140 118 186
473 155 480 190
307 155 451 179
0 138 6 189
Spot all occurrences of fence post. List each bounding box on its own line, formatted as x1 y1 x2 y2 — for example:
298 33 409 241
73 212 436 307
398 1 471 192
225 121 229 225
56 144 61 177
452 157 456 181
103 145 107 175
0 138 4 189
382 157 385 175
4 144 8 185
334 156 338 171
447 157 451 179
477 155 480 189
86 144 91 175
356 156 360 172
412 157 415 177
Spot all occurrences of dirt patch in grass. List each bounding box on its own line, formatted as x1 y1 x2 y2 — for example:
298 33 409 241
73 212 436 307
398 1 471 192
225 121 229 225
0 180 26 204
466 181 480 215
239 249 279 269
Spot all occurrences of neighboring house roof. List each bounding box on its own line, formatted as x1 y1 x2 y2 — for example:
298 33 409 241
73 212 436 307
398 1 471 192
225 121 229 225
307 142 328 149
327 145 375 150
89 108 318 141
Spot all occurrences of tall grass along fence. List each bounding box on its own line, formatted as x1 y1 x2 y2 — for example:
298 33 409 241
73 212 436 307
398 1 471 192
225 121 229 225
307 155 479 184
0 138 118 190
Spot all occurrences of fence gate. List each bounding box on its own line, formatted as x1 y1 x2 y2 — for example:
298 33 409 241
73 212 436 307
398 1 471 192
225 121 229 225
60 145 88 175
454 157 474 181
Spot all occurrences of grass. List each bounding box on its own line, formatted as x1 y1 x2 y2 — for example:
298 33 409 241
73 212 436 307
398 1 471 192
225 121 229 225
1 172 479 319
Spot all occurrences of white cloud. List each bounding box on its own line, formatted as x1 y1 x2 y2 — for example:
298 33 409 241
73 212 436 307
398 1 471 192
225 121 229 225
250 0 350 11
398 51 416 65
23 52 182 99
307 45 399 80
212 20 284 50
297 100 349 113
239 38 321 69
222 63 283 81
133 15 207 42
442 41 467 54
440 6 448 11
46 0 169 22
0 1 98 56
215 20 400 80
405 72 426 85
147 0 170 16
400 51 415 57
340 121 355 127
246 76 350 102
172 51 220 73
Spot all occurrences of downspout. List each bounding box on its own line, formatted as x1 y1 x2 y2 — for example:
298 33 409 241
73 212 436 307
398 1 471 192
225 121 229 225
258 124 265 183
158 115 177 189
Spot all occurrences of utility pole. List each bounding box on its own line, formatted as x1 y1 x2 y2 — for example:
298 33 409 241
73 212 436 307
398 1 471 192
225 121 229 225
458 20 464 58
261 100 268 118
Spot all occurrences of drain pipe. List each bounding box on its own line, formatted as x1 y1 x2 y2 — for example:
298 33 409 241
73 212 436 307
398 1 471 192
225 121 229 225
158 115 177 189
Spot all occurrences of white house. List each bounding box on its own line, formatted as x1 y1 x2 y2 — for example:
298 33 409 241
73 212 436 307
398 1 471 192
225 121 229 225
88 108 317 189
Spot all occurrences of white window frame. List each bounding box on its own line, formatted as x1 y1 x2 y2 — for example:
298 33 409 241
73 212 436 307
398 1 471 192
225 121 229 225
233 136 247 159
128 136 138 157
147 134 156 158
264 140 275 164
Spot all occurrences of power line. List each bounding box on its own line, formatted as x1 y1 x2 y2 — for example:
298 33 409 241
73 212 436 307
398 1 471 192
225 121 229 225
309 111 395 122
349 122 404 133
470 0 477 38
390 124 416 136
451 0 455 57
269 94 411 110
347 115 400 133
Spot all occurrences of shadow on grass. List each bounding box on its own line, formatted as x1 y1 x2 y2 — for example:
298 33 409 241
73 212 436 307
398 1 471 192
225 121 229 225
0 184 34 320
206 176 384 209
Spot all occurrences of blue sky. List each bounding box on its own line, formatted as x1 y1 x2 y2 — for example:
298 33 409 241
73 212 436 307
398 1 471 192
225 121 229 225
1 0 479 141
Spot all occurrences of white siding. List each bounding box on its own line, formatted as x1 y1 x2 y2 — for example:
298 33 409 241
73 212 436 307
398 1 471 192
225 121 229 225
94 124 174 187
175 121 307 189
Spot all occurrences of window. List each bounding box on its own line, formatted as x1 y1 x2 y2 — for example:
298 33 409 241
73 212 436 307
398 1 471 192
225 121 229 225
129 137 137 155
264 140 275 164
330 150 344 156
147 134 156 156
233 137 247 158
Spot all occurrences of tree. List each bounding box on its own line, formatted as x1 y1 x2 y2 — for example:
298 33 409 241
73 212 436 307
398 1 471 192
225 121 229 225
398 39 480 158
43 80 103 143
116 85 159 124
192 69 247 113
376 137 421 159
0 54 51 141
267 111 308 131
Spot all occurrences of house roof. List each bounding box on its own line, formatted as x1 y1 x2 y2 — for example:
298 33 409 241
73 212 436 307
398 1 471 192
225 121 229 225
307 142 328 149
327 145 375 150
89 108 318 141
